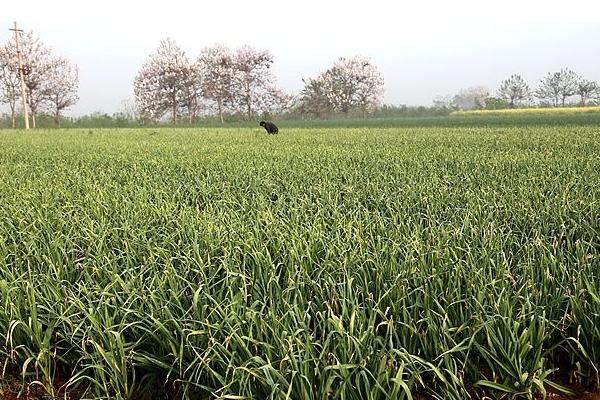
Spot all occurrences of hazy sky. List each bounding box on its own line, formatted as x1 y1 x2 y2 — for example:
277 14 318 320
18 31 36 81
2 0 600 115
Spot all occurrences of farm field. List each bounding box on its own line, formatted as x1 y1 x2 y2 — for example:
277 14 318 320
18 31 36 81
451 105 600 117
0 126 599 399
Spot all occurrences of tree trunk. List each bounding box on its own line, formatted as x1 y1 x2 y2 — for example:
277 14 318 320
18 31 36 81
217 99 224 123
172 92 177 123
9 105 16 129
245 81 252 121
246 94 252 121
32 113 36 128
188 95 196 124
55 107 61 127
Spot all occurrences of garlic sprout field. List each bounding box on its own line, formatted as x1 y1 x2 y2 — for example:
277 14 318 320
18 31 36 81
0 126 599 399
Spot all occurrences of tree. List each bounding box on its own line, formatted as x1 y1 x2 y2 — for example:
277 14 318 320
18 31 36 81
233 46 276 120
452 86 489 110
115 98 138 122
432 95 454 111
134 38 193 123
320 55 384 118
1 30 79 129
0 43 21 128
483 97 510 110
353 57 385 118
17 31 53 128
197 44 236 123
45 56 79 127
576 79 598 106
498 74 530 107
180 60 202 124
0 30 53 128
536 68 579 107
260 87 294 117
299 76 332 118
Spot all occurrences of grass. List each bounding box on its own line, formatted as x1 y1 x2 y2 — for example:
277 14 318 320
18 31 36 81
0 126 599 399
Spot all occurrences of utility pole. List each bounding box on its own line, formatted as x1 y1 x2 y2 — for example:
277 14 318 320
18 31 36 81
9 22 30 130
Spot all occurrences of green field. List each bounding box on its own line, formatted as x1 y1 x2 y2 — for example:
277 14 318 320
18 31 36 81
1 126 599 399
451 105 600 117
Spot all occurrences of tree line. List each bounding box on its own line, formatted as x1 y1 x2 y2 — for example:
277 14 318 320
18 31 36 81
0 30 79 128
134 40 291 124
133 39 385 123
437 70 600 111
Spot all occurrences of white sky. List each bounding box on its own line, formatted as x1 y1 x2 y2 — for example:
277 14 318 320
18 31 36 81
2 0 600 115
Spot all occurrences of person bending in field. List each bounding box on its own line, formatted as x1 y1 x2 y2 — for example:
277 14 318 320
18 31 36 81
259 120 279 134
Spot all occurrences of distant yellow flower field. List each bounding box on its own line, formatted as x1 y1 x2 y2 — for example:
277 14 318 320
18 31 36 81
451 105 600 116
